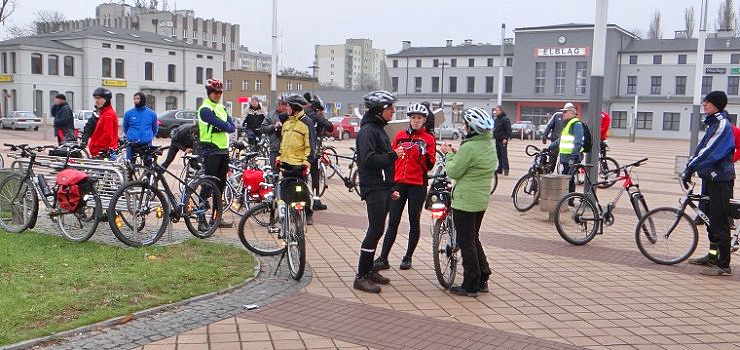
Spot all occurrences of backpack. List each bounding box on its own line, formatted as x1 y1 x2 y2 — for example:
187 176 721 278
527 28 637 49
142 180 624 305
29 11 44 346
56 169 91 212
579 121 593 153
242 168 271 199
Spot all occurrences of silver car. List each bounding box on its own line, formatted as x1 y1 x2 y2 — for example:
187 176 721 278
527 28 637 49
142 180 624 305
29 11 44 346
434 123 463 140
0 111 42 130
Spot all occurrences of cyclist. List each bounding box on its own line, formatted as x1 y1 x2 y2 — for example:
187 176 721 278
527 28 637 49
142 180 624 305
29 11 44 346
275 94 314 225
439 107 497 297
241 96 266 147
307 94 334 211
373 103 435 271
353 90 405 294
684 90 736 276
88 88 119 158
123 92 158 163
493 105 511 176
557 103 583 194
262 93 290 167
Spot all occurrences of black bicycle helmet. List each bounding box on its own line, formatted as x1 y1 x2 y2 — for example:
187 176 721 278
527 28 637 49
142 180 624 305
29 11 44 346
364 90 396 110
311 94 324 110
285 94 308 109
92 87 112 102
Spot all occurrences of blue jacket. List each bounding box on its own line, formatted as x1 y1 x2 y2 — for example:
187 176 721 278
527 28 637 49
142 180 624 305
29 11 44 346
686 111 736 182
123 106 158 144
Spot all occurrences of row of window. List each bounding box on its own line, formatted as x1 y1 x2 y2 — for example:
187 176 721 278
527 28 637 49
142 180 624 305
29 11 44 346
390 76 513 94
626 75 739 95
608 111 739 131
629 53 740 65
30 53 75 76
534 61 588 95
392 57 514 69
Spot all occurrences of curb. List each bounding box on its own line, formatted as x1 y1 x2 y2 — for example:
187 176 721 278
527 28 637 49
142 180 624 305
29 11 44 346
1 250 263 350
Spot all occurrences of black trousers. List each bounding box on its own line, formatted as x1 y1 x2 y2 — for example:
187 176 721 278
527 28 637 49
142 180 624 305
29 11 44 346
160 146 181 170
204 153 229 193
495 139 509 172
379 184 427 260
357 189 391 277
452 209 491 292
706 180 734 268
310 159 321 199
280 163 313 218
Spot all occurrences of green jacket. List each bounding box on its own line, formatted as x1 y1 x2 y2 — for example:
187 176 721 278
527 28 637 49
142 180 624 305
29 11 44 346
445 132 497 212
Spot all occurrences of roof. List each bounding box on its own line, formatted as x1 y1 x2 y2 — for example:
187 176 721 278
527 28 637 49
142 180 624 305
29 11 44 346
0 36 81 51
622 37 740 53
515 23 639 39
387 44 514 58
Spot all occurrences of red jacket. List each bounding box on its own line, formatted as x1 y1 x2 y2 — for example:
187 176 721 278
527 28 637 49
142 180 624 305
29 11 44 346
392 128 436 186
88 105 119 157
733 125 740 163
600 112 611 141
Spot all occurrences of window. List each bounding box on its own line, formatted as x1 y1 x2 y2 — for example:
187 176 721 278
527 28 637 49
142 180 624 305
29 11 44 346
629 55 637 64
49 90 58 110
450 59 457 67
10 52 16 73
34 90 42 116
612 111 628 129
167 64 176 82
226 80 233 91
414 77 422 92
534 62 546 94
433 59 439 67
732 54 740 64
65 91 73 110
678 54 687 64
485 76 494 93
663 112 680 131
554 61 566 95
115 93 124 118
102 43 111 48
504 76 513 93
195 97 203 109
241 80 248 91
466 76 475 93
31 53 42 74
116 45 124 50
674 76 687 95
392 59 398 68
196 67 203 84
287 82 293 91
575 61 588 95
212 34 216 42
144 62 153 81
255 80 262 91
114 58 124 79
145 48 153 53
637 112 653 130
468 58 475 67
1 52 7 74
650 76 662 94
206 68 213 80
63 56 73 76
415 59 421 68
729 76 740 95
704 54 713 64
506 57 513 66
168 51 176 56
431 76 439 93
653 55 662 64
627 76 637 94
487 58 494 67
702 76 713 95
391 77 398 92
47 55 58 75
449 76 457 93
147 95 156 110
297 82 302 90
165 96 178 110
101 57 111 77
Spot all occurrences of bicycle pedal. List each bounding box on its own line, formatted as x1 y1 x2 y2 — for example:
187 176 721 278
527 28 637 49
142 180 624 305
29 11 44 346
268 226 280 234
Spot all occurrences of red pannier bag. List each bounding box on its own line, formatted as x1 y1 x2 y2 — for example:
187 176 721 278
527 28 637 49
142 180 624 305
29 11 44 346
242 168 268 199
56 169 90 212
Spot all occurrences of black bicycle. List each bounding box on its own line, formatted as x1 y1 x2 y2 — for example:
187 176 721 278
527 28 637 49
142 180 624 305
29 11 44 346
511 145 557 212
317 146 360 197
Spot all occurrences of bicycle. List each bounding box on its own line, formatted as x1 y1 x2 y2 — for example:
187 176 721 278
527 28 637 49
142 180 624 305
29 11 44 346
237 167 308 280
435 143 497 195
0 143 103 242
317 146 360 197
511 144 557 212
427 156 458 289
317 138 340 180
569 142 621 188
554 157 651 245
107 146 223 246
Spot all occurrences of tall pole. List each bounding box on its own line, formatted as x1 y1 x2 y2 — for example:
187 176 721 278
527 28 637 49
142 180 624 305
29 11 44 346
497 23 505 106
690 0 709 154
270 0 278 109
630 94 638 142
585 0 608 191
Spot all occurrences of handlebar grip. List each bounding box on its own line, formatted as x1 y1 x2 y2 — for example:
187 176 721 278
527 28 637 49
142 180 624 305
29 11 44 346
3 143 12 147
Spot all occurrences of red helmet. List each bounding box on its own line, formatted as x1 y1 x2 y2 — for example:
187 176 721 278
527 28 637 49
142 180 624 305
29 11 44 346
205 79 224 93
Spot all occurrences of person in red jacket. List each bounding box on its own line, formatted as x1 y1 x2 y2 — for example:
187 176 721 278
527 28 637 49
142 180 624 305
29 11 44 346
374 103 436 271
600 111 611 141
88 87 119 157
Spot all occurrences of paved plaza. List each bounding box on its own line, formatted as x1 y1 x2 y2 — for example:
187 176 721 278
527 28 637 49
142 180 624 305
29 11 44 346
3 127 740 350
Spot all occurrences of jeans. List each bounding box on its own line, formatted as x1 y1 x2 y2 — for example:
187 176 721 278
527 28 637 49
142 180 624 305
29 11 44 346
560 154 582 193
706 180 734 268
357 189 391 277
495 139 509 172
452 209 491 292
379 184 427 260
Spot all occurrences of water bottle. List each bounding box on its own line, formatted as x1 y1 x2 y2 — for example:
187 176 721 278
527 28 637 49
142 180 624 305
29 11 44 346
37 175 53 198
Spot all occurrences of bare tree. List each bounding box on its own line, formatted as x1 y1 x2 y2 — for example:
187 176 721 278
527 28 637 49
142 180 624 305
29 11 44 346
359 73 379 91
0 0 16 25
716 0 737 34
685 6 696 38
648 10 663 39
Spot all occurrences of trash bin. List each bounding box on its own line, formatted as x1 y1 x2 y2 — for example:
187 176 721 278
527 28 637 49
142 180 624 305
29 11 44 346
539 174 571 222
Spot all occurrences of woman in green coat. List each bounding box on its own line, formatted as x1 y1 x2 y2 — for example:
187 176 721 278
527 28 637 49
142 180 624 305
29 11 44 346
439 107 497 297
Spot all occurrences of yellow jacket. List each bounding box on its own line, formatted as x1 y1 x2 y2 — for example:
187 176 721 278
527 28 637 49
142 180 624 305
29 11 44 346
278 111 311 166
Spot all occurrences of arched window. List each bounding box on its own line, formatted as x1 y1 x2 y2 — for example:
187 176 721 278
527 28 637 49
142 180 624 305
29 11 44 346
102 57 111 77
115 58 125 79
31 53 42 74
1 52 7 74
146 95 156 110
47 55 58 75
63 56 74 76
205 67 213 80
165 96 177 110
144 62 153 81
115 93 125 118
195 66 203 84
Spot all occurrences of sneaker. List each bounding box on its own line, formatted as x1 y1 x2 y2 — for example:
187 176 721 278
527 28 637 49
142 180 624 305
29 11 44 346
479 282 489 293
688 254 717 266
700 265 732 276
399 256 412 270
198 221 210 232
449 286 478 297
692 216 704 226
313 199 327 211
369 271 390 285
353 275 381 293
306 216 314 226
373 257 390 271
495 169 503 175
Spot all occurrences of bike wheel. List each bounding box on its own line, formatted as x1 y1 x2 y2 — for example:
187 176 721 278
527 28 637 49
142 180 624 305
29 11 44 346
432 216 457 289
490 171 498 195
286 207 306 280
224 171 245 215
0 154 4 168
183 177 223 239
512 173 539 212
57 186 101 242
323 146 340 179
351 169 360 196
317 163 327 197
554 192 600 245
597 157 620 189
635 207 698 265
109 181 168 246
237 202 283 255
0 174 38 233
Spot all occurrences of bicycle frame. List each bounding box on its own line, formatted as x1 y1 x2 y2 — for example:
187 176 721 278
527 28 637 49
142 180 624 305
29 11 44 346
140 162 219 220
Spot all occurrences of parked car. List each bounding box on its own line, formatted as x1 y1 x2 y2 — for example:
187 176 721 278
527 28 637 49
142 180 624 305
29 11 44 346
435 123 463 140
0 111 41 130
535 124 547 139
329 115 361 140
73 110 95 132
511 121 536 139
156 110 197 138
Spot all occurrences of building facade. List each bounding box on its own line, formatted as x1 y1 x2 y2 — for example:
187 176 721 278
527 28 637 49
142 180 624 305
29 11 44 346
239 46 271 72
315 39 386 90
222 70 319 118
0 26 223 117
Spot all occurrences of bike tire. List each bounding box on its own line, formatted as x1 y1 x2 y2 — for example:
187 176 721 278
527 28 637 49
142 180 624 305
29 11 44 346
432 216 457 289
0 154 4 168
237 202 284 255
597 157 620 189
317 163 328 197
57 186 102 242
108 181 168 247
490 171 498 195
0 174 38 233
323 146 340 179
635 207 698 265
183 177 223 239
286 207 306 280
512 173 539 212
554 192 600 245
351 169 360 196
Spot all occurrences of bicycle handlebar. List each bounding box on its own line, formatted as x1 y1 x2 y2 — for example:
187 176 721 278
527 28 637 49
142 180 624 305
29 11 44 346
525 144 542 157
623 157 648 169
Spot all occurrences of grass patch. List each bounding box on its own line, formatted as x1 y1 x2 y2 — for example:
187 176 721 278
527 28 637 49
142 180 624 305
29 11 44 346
0 230 255 345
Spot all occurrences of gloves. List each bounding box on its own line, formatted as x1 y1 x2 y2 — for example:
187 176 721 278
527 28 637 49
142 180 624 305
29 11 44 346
302 165 310 177
680 171 693 190
391 191 400 200
275 159 281 169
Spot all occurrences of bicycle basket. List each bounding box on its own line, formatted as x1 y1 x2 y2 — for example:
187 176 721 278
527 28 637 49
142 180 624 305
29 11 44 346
279 178 311 205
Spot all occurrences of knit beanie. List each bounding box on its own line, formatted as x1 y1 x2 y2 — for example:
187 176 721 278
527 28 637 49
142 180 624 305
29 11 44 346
704 91 728 111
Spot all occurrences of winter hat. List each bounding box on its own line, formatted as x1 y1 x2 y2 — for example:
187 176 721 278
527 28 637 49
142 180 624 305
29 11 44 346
703 91 728 111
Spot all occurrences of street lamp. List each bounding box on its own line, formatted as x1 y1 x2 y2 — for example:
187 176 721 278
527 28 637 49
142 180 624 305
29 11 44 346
308 64 319 94
439 60 450 111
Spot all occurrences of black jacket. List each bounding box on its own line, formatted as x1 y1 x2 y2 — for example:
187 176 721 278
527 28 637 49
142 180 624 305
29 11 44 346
52 102 74 132
242 107 266 130
313 113 334 138
80 113 99 145
493 113 511 141
300 110 317 161
170 123 198 150
261 111 287 153
356 112 397 197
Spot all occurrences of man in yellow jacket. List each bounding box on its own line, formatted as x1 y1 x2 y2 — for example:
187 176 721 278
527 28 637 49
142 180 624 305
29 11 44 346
276 94 314 225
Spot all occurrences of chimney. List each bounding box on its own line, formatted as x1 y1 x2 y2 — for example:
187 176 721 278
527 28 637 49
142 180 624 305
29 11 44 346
463 39 473 46
674 30 688 39
402 40 411 51
446 39 453 47
717 28 734 38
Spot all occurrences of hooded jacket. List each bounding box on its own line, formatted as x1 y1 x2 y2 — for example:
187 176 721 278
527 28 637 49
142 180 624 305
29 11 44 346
392 127 436 186
445 132 497 212
88 105 119 157
123 104 158 144
493 113 512 141
356 112 397 197
686 111 736 182
52 101 75 141
242 105 267 130
278 110 312 166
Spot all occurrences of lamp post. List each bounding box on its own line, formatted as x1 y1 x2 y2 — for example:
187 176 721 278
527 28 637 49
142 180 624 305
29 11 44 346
308 64 319 94
439 60 450 111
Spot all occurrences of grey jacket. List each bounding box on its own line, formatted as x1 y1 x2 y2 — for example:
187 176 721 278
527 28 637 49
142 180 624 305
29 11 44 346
543 112 564 143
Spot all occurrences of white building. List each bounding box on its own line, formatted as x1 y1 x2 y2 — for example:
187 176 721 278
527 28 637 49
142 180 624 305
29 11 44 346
314 39 386 90
0 26 223 117
239 46 271 72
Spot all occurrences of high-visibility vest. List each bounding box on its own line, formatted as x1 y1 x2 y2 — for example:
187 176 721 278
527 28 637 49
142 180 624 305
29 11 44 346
559 117 581 155
197 98 229 149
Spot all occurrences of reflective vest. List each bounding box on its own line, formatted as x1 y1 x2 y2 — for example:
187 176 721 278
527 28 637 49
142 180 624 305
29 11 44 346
559 117 581 155
197 98 229 150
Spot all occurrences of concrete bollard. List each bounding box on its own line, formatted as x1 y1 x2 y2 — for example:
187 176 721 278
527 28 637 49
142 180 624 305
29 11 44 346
539 174 571 222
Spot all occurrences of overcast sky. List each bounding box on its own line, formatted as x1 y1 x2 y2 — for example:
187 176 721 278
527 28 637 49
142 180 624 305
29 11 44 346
2 0 730 70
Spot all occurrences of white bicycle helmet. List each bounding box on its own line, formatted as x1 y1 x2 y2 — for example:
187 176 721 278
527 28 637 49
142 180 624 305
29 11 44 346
406 103 429 117
463 107 494 134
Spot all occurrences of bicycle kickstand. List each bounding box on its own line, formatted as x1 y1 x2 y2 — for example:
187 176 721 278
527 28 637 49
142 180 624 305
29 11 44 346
273 250 287 276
